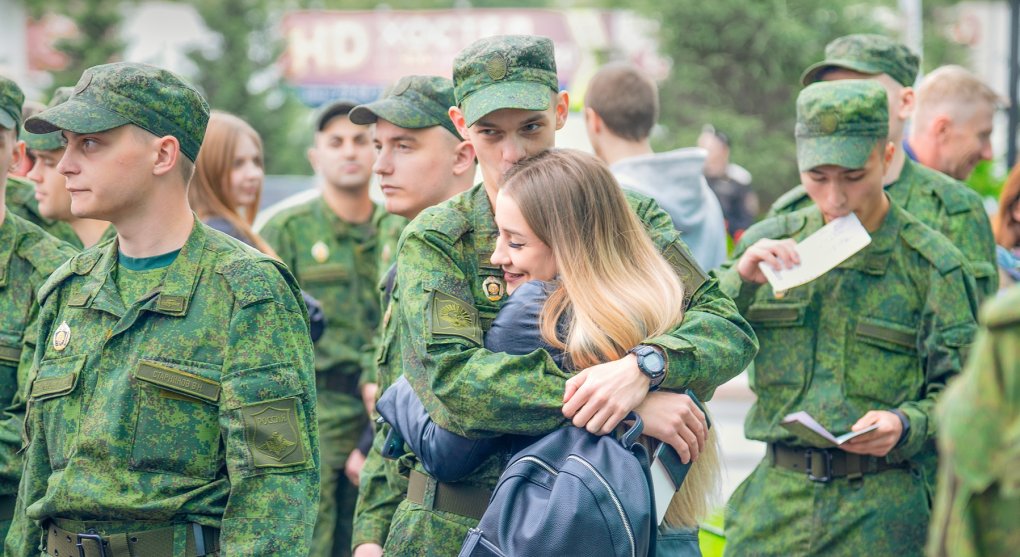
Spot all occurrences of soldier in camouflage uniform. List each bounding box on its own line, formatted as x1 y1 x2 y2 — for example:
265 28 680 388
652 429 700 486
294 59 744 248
769 34 998 299
6 62 320 557
0 76 78 544
23 87 114 249
346 75 475 557
927 285 1020 557
0 76 79 246
259 100 405 557
720 80 978 557
384 35 757 555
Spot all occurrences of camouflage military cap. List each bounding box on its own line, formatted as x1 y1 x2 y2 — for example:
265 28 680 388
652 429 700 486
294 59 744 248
25 62 210 161
453 35 559 127
795 80 889 172
350 76 461 139
0 75 25 132
801 34 920 88
23 87 73 152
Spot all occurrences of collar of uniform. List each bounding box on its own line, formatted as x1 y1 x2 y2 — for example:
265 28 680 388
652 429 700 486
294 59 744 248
148 217 208 316
471 183 498 241
316 196 379 241
0 211 19 288
838 195 901 275
885 156 917 209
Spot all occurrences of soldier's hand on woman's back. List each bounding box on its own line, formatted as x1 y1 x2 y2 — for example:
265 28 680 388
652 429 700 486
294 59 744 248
737 238 800 284
841 410 903 457
562 354 651 435
634 391 708 463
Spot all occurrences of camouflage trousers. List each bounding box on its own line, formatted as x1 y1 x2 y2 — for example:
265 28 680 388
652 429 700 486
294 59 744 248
310 390 369 557
383 498 478 557
724 459 930 557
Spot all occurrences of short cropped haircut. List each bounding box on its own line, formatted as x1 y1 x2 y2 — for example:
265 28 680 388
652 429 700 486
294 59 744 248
915 65 1000 127
585 63 658 141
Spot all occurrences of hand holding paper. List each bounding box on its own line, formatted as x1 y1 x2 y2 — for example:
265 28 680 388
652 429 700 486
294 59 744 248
756 213 872 294
780 411 878 447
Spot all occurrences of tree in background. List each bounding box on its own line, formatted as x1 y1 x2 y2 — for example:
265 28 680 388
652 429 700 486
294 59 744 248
186 0 310 175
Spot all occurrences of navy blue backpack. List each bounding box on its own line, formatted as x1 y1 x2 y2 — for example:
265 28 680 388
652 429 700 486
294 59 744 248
458 414 656 557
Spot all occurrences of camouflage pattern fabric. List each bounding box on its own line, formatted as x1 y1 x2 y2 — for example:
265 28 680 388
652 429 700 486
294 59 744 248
768 158 998 300
0 212 76 540
801 33 921 87
928 286 1020 557
4 220 319 557
0 75 25 132
25 62 209 162
22 87 73 152
453 35 560 126
794 80 888 172
260 199 403 557
5 177 81 247
382 183 757 555
716 202 979 557
350 75 462 140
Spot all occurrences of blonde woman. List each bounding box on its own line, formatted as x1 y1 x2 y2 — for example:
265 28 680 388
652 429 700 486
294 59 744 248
378 149 720 555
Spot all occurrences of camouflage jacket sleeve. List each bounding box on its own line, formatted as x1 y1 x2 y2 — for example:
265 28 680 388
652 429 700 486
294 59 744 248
626 191 758 397
886 246 979 463
352 426 403 549
218 260 320 555
950 202 998 300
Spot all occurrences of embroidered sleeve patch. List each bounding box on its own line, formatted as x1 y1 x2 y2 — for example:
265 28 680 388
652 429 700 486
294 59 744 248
242 397 307 468
430 289 482 345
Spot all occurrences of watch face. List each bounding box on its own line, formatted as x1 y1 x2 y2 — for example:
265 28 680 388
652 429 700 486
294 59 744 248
643 352 665 375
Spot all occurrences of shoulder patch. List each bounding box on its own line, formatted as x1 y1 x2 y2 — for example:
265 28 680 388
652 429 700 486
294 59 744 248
926 172 983 216
664 241 708 305
980 288 1020 328
901 221 963 275
218 256 280 308
242 397 307 467
412 204 473 244
768 185 812 216
429 289 482 345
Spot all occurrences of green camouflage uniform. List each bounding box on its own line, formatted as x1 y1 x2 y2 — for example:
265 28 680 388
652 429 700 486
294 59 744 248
928 286 1020 557
261 194 404 557
4 178 80 247
770 34 998 299
0 212 77 541
347 75 461 551
382 35 758 556
8 62 320 557
721 80 979 557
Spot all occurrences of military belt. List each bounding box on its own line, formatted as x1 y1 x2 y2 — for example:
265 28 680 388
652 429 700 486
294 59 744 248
0 494 16 521
407 469 491 520
315 369 360 395
46 520 220 557
768 443 908 483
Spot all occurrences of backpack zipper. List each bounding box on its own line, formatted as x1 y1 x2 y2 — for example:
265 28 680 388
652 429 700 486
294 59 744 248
567 455 636 557
512 455 559 476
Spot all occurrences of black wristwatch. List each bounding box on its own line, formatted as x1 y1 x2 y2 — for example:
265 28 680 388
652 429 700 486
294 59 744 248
628 345 666 391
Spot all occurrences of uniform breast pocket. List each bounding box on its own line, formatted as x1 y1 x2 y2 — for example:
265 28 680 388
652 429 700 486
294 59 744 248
746 301 811 389
130 359 223 479
29 353 86 470
846 316 921 405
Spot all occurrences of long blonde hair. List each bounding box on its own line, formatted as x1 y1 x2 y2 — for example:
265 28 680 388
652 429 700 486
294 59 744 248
190 111 276 256
501 148 719 526
994 163 1020 249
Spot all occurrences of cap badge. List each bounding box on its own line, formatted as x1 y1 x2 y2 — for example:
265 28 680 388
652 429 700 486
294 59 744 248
311 241 330 263
486 54 509 81
73 73 93 96
52 321 71 351
483 275 506 302
818 112 839 134
392 79 411 97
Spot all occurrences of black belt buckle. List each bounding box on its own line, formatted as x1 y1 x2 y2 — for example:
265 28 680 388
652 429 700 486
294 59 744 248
805 448 832 483
76 530 107 557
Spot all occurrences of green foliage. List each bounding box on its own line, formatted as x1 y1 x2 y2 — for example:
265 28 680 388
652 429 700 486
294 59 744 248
24 0 126 95
185 0 311 175
965 160 1005 201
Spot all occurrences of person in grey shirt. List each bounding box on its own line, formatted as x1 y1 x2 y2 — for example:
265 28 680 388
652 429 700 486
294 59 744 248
584 62 728 271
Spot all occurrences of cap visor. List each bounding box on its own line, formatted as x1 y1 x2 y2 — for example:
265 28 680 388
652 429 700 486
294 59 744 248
350 98 439 129
797 135 878 172
23 131 65 152
462 81 552 127
25 98 131 135
0 110 16 131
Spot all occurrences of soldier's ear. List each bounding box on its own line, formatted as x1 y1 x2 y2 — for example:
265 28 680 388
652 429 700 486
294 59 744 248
897 87 916 121
152 135 181 179
554 91 569 130
449 107 469 139
452 140 475 176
